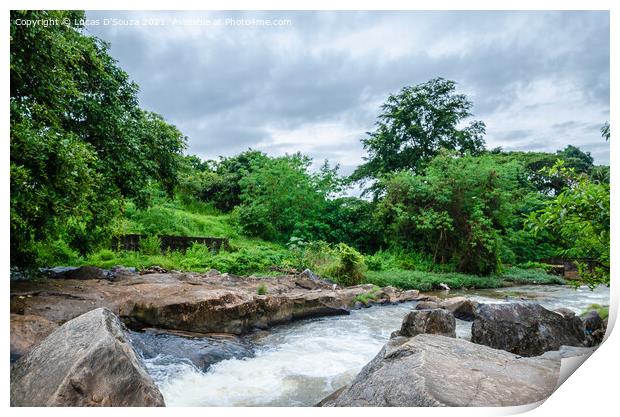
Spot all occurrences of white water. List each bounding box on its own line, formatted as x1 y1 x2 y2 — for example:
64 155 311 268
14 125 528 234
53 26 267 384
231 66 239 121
137 284 610 407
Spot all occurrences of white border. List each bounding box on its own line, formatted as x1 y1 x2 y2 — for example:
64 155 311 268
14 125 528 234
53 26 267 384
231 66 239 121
1 1 616 416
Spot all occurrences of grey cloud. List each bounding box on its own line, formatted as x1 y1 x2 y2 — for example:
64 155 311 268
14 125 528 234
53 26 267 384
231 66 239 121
85 10 610 166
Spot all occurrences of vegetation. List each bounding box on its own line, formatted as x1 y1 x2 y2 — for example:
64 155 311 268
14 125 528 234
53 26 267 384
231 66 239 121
257 284 268 295
583 304 609 320
10 11 185 269
10 11 609 291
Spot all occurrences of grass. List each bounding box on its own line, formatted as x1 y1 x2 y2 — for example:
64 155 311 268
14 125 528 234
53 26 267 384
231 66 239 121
363 267 565 292
257 283 268 295
353 286 381 305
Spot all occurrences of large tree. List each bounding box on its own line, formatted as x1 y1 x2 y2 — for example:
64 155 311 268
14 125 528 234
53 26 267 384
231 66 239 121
10 11 186 268
351 78 486 194
376 152 520 275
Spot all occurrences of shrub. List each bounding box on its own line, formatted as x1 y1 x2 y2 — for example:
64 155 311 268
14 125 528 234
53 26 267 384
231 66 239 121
139 234 162 255
257 283 268 295
324 243 366 287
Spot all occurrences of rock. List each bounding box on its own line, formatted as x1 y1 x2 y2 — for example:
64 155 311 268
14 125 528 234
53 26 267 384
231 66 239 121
109 266 138 281
10 273 418 335
582 310 606 346
300 268 321 281
554 307 576 318
40 266 79 279
10 308 165 406
414 297 478 321
541 345 596 359
43 266 111 280
128 329 254 372
319 334 560 407
440 296 479 321
10 314 58 361
471 302 586 356
393 309 456 338
139 266 168 275
415 301 441 310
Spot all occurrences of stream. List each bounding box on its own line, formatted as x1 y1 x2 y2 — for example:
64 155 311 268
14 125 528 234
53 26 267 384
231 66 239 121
130 284 610 407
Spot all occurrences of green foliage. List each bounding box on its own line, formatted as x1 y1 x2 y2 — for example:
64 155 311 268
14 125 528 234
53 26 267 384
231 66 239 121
364 270 504 292
354 288 380 305
365 250 450 273
139 235 162 256
364 267 562 291
377 152 520 275
322 243 367 286
556 145 594 175
583 304 609 320
257 283 268 295
10 11 186 269
526 161 610 287
178 150 270 212
500 267 565 285
235 154 341 243
351 78 486 193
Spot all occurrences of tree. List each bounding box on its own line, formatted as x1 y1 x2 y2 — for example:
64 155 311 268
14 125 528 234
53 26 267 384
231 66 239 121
376 152 520 275
556 145 594 174
235 154 340 242
526 161 610 287
10 11 186 268
351 78 486 194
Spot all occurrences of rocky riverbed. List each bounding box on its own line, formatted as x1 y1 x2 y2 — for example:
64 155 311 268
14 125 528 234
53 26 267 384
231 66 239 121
10 267 419 360
9 266 610 407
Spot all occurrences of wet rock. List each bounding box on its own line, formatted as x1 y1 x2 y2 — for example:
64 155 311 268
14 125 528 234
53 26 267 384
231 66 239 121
129 329 254 371
40 266 79 279
10 314 58 361
471 302 586 356
440 296 479 321
42 266 111 280
319 334 560 407
392 309 456 338
109 266 138 281
10 308 164 406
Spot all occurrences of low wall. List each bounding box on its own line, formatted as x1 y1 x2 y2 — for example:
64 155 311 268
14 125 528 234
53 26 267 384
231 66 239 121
112 234 229 253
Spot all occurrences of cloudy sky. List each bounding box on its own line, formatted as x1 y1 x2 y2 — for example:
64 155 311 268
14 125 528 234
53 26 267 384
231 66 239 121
85 10 610 173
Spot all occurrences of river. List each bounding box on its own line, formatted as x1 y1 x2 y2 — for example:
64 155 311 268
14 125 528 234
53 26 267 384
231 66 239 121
129 284 609 406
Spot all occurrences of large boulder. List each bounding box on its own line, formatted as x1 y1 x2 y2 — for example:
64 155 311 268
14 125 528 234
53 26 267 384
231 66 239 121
10 314 58 361
471 302 586 356
10 308 165 406
319 334 560 407
393 309 456 338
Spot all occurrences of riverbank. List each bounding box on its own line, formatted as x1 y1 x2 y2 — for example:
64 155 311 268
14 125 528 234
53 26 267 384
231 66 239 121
9 267 420 360
10 265 609 406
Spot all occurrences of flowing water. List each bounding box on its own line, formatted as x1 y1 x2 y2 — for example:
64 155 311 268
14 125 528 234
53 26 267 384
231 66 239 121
130 284 610 407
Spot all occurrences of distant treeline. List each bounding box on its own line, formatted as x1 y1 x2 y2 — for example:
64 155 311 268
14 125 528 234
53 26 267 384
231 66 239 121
10 10 610 287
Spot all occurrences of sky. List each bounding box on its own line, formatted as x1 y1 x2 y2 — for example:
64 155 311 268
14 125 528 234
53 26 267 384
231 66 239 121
85 10 610 174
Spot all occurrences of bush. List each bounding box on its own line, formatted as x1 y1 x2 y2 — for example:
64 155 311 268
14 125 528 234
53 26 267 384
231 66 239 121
34 239 82 266
323 243 366 287
257 283 268 295
139 235 162 255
